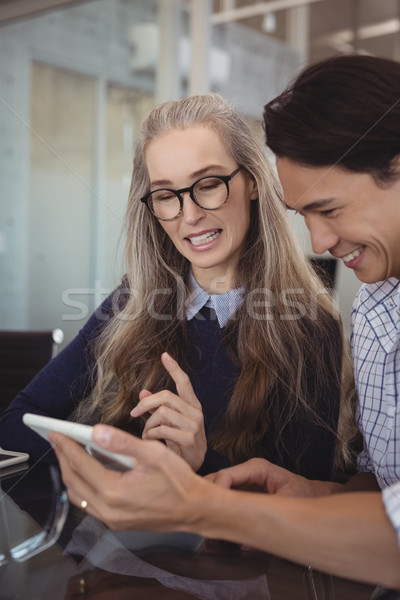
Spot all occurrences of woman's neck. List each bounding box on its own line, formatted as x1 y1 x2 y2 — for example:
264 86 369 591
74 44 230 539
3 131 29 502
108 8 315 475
191 268 236 294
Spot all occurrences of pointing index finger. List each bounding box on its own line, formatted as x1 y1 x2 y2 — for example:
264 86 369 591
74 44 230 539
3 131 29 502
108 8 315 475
161 352 199 408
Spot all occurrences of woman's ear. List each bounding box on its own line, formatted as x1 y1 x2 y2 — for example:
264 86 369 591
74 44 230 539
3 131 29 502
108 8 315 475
247 174 259 200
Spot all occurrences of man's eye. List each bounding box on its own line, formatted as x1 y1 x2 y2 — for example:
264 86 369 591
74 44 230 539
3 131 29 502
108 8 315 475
320 208 338 217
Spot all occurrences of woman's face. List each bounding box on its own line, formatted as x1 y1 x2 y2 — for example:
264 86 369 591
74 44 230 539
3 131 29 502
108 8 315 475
145 125 258 292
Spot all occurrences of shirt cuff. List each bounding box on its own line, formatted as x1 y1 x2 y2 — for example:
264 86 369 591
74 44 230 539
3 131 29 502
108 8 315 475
382 481 400 549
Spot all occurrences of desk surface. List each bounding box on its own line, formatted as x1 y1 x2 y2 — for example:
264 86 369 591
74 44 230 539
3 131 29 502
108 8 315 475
0 463 384 600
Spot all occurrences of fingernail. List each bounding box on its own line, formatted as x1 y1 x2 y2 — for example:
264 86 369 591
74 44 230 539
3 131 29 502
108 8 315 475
93 425 112 447
130 407 138 416
48 433 56 448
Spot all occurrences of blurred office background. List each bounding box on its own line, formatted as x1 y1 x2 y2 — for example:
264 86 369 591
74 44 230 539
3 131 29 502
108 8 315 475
0 0 399 347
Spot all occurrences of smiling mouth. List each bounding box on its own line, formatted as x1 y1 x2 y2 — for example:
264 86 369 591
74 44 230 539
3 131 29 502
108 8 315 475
186 230 221 246
341 247 364 263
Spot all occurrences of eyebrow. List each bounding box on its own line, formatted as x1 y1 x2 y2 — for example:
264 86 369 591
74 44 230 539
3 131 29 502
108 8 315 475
285 198 336 212
150 165 228 188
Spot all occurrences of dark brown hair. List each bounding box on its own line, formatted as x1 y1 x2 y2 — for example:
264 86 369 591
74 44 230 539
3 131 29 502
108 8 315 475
264 55 400 184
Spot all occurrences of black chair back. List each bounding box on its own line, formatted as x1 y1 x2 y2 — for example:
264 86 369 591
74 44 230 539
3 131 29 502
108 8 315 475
0 329 63 413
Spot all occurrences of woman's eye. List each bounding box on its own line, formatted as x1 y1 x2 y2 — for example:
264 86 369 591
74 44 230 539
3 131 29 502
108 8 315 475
197 178 222 192
154 192 175 202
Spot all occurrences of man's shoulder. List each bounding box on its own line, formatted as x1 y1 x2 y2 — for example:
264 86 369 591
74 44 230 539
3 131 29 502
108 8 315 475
353 278 400 314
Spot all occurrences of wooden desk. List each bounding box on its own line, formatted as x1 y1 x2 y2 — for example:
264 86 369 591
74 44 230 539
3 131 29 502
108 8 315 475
0 464 384 599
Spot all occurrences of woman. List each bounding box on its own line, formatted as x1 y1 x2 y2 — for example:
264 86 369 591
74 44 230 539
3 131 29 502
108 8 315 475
0 94 356 477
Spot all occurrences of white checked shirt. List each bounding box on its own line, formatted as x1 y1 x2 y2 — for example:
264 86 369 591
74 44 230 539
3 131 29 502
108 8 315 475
351 277 400 542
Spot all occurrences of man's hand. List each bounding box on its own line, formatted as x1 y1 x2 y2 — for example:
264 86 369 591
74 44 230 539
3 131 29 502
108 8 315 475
50 424 214 531
207 458 338 497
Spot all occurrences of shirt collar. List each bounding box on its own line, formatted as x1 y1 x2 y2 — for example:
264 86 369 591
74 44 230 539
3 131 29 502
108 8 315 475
186 270 245 328
358 277 400 310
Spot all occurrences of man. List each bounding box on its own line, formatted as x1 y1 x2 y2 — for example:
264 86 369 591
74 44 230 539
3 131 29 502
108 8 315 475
52 55 400 589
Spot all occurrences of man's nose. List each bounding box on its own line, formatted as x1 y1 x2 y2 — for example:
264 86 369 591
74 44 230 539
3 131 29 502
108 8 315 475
307 218 340 255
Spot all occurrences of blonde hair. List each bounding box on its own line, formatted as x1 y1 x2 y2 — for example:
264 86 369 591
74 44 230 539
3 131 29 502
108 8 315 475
78 94 358 469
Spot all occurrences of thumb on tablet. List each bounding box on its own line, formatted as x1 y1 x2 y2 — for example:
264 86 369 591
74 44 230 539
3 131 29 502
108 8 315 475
92 424 164 464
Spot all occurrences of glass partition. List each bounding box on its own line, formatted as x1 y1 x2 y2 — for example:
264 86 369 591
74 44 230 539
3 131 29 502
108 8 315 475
0 0 358 344
0 0 157 346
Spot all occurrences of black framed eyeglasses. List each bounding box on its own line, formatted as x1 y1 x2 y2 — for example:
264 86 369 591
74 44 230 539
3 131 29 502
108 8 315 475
141 167 243 221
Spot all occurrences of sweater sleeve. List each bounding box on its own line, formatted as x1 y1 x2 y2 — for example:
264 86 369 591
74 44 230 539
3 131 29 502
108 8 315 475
0 289 118 461
197 446 231 476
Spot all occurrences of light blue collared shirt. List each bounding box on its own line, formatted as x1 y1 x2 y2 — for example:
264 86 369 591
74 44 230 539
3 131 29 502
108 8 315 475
186 271 245 328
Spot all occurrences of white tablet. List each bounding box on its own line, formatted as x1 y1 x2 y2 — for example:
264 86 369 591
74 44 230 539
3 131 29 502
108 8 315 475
23 413 136 471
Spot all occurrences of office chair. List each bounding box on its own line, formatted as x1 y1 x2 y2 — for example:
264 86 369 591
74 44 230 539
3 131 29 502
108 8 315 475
0 329 64 414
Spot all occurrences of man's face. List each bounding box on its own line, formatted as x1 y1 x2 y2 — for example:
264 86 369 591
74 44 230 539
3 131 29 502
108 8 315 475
276 157 400 284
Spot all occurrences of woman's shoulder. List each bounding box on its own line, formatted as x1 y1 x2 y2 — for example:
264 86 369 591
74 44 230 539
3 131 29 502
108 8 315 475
80 279 130 338
94 281 130 318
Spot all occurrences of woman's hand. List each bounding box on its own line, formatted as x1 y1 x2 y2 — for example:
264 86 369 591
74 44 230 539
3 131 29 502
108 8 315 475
130 353 207 472
50 425 214 532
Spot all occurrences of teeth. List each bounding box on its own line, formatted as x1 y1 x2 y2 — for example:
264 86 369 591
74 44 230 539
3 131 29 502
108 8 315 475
188 230 220 246
342 248 363 263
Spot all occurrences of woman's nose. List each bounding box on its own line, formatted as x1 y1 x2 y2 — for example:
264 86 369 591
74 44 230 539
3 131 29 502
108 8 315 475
181 193 206 224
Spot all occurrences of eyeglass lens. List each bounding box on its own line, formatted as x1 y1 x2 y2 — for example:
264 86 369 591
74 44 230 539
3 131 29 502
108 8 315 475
148 176 228 220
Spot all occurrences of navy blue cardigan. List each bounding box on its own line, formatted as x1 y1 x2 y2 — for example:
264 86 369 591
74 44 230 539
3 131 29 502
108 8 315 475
0 291 339 479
